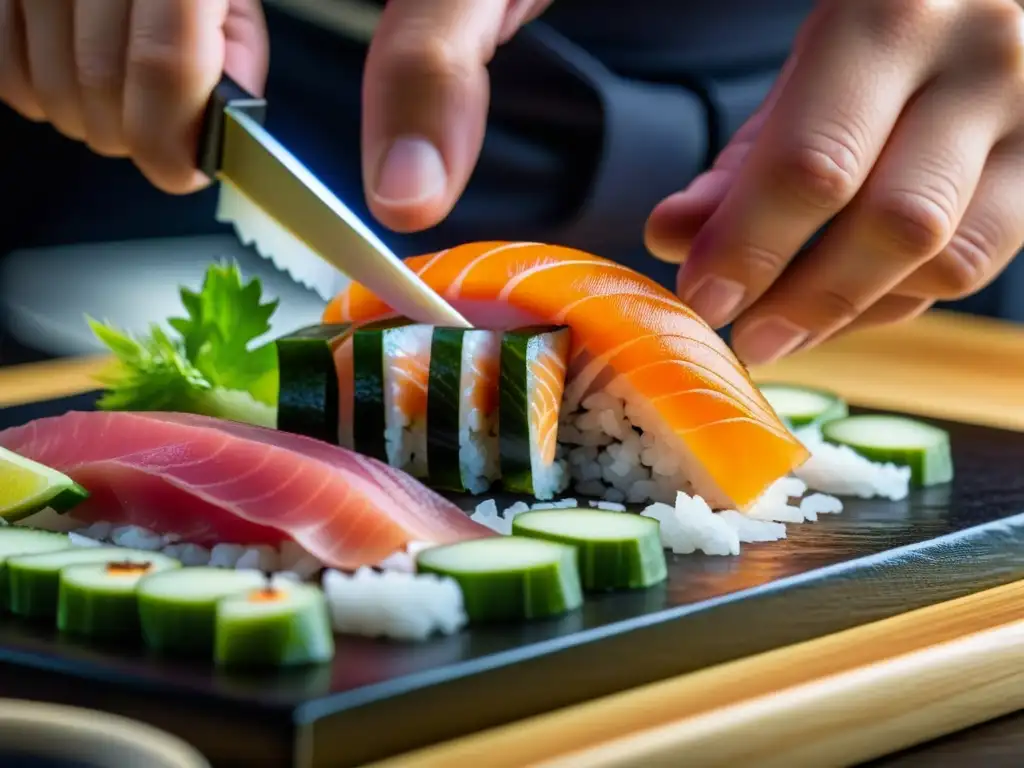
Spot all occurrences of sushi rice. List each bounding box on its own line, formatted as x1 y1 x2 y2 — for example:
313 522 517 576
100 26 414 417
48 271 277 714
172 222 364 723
384 324 435 478
456 331 502 494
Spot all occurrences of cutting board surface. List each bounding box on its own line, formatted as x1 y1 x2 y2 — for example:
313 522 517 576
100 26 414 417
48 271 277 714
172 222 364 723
1 393 1023 767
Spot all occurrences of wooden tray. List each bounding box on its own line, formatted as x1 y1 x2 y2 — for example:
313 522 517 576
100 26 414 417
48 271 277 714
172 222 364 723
1 392 1024 768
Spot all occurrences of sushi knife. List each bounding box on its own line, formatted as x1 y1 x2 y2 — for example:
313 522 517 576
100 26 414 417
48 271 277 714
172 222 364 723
197 75 472 328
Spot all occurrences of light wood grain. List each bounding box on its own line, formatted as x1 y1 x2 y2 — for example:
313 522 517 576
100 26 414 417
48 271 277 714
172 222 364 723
0 354 109 408
752 311 1024 431
375 581 1024 768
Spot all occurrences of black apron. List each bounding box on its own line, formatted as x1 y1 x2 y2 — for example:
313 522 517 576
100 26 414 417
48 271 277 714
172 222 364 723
0 1 1012 364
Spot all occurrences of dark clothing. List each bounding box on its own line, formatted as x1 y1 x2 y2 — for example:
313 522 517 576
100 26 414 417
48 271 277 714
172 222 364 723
0 1 1014 365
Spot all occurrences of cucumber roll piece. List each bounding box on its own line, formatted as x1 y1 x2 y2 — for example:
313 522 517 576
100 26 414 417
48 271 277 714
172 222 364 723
7 547 166 620
499 326 572 500
57 557 181 642
0 529 73 607
822 414 954 487
427 328 502 493
0 446 89 523
759 384 848 428
275 323 351 443
351 319 432 471
137 567 267 657
416 537 583 622
511 509 667 591
214 580 334 669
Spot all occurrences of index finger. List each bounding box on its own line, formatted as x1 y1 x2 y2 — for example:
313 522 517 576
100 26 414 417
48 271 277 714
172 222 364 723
675 1 951 328
362 0 506 232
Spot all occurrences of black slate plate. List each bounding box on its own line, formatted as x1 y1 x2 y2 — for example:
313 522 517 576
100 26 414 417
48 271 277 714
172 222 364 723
2 393 1024 768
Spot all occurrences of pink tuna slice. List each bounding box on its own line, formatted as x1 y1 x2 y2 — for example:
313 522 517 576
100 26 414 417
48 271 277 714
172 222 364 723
0 411 492 570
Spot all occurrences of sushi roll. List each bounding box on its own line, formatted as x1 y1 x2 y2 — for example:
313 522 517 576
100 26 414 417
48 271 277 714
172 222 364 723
275 323 351 443
57 557 181 641
500 326 571 500
7 547 173 620
349 320 434 477
137 567 268 657
214 580 335 668
326 242 810 511
427 328 502 493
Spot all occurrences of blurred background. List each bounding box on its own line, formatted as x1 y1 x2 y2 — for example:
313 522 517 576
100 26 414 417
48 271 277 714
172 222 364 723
0 0 1017 369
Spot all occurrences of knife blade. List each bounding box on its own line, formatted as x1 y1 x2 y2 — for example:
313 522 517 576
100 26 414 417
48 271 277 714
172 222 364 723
197 76 472 328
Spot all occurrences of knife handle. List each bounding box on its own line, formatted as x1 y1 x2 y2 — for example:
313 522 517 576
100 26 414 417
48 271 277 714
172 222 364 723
196 74 268 179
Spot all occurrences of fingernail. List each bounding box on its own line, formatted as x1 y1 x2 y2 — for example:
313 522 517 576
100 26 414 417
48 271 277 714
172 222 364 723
733 317 809 366
373 135 446 204
682 276 745 328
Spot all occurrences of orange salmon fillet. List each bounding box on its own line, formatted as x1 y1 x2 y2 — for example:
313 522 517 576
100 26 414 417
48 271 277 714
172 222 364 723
325 242 809 510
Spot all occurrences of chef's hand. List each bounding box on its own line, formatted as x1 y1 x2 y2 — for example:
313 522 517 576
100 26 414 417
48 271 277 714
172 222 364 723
361 0 554 232
645 0 1024 365
0 0 268 194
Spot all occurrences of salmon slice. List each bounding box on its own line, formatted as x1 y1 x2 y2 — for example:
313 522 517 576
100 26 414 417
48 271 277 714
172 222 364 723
0 411 491 569
325 242 808 510
530 333 571 466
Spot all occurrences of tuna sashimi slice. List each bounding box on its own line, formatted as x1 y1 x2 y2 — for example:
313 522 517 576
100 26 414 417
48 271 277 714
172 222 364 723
0 411 492 569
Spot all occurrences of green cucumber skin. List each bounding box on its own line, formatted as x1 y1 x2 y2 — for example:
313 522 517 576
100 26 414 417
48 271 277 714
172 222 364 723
511 514 668 592
417 541 583 623
214 593 335 669
58 585 142 642
790 398 848 429
351 322 401 463
822 417 954 487
0 532 73 609
761 384 849 428
499 326 568 496
275 323 350 445
137 591 221 658
427 328 467 492
136 569 267 658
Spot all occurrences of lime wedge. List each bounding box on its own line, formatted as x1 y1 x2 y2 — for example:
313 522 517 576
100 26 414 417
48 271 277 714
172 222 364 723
0 446 89 522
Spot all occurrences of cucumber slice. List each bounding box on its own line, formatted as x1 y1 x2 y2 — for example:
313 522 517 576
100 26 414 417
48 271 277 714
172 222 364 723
214 581 334 668
499 326 572 499
136 567 268 657
351 319 412 463
0 446 89 523
427 328 502 493
511 509 667 591
7 547 166 620
275 323 351 443
0 529 73 607
822 414 954 487
759 384 848 428
57 557 182 642
416 537 583 622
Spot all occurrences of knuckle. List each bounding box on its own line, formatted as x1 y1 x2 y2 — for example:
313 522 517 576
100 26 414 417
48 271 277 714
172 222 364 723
377 32 476 89
127 33 199 90
811 288 863 326
773 133 862 211
856 0 951 48
977 5 1024 84
75 49 124 93
929 229 995 299
873 186 957 258
733 242 790 279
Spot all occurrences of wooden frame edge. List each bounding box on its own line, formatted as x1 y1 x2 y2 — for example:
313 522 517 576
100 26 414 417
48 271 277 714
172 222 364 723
376 580 1024 767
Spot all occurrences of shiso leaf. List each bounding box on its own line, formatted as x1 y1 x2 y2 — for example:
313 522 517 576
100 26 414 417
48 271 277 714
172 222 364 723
87 261 278 428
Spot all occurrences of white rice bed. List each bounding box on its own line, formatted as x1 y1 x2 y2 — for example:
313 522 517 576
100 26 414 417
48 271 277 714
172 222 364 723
469 422 912 557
